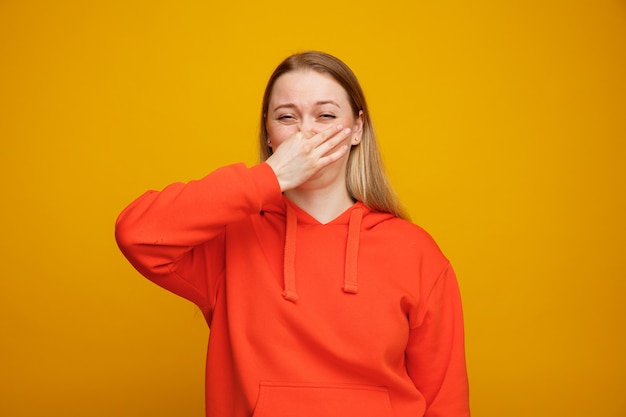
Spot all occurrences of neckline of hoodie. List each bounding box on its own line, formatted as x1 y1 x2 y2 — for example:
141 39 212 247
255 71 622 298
282 197 363 226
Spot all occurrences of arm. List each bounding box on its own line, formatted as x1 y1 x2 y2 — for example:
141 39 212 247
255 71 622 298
406 263 471 417
114 162 282 317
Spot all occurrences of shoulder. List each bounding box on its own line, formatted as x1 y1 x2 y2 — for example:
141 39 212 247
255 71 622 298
371 215 441 246
365 214 449 266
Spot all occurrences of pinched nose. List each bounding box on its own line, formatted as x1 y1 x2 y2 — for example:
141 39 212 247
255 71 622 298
299 129 317 139
298 119 318 139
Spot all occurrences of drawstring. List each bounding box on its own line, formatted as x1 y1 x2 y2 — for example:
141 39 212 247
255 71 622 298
282 203 299 301
282 202 363 302
343 208 362 294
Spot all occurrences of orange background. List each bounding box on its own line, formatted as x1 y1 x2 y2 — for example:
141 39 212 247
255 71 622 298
1 1 625 416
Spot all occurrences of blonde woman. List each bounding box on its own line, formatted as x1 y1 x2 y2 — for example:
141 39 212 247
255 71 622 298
116 51 470 417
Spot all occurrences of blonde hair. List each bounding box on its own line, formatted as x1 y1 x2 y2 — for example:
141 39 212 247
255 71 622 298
259 51 408 220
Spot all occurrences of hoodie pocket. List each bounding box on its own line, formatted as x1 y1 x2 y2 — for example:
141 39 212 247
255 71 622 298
252 382 395 417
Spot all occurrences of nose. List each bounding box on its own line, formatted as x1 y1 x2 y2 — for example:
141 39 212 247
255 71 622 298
299 118 317 139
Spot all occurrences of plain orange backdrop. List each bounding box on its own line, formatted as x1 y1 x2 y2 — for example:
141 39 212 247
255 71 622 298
1 1 625 416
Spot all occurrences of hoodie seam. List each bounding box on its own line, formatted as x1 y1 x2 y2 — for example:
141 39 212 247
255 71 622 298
411 261 452 329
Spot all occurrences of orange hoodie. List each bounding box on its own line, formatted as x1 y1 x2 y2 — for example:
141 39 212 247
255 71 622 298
115 162 470 417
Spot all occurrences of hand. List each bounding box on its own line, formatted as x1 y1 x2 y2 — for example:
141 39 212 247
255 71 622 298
265 124 353 192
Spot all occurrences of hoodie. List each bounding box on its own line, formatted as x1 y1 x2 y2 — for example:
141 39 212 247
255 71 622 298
115 162 470 417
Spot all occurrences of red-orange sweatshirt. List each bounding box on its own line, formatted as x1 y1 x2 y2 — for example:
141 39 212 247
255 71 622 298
115 162 470 417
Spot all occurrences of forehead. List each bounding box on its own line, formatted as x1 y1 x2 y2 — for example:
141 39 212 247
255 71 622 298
269 70 349 106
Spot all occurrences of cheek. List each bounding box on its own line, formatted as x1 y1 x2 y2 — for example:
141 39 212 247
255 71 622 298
267 124 296 147
342 115 358 131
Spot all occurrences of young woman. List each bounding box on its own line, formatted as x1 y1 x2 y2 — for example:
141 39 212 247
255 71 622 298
116 51 470 417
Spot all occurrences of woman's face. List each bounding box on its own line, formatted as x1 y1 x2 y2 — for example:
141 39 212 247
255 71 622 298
266 70 363 150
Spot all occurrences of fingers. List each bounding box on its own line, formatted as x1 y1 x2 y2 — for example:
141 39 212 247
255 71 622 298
318 143 350 166
311 124 352 168
315 124 351 144
311 124 351 152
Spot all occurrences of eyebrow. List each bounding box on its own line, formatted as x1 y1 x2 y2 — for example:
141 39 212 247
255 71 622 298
272 100 341 112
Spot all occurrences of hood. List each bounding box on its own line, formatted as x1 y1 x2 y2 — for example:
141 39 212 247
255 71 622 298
264 197 396 302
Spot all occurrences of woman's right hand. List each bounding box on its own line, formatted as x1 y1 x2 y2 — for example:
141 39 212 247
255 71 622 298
265 124 353 192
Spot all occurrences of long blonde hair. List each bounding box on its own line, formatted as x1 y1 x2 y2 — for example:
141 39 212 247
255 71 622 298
259 51 408 220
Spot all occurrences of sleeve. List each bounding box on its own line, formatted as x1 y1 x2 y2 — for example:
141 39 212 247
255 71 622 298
114 162 282 321
406 262 471 417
